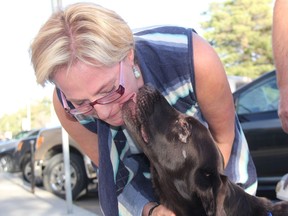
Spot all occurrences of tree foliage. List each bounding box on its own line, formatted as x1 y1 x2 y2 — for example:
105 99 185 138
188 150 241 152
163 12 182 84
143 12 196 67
0 97 52 138
201 0 274 78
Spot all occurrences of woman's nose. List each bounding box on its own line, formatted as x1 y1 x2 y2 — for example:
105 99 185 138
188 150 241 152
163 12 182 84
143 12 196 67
92 104 113 120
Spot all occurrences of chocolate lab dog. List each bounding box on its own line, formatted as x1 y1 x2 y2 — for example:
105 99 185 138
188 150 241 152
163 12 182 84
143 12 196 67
122 85 288 216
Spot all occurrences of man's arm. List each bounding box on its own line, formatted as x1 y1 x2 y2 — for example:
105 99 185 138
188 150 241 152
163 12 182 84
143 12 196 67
272 0 288 133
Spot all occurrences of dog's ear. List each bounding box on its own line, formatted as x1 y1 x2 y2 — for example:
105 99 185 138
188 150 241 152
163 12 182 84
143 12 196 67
196 171 227 216
197 186 216 216
174 178 192 200
215 175 228 216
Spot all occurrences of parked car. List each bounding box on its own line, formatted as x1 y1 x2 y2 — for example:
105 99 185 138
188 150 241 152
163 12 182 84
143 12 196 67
33 126 97 200
0 129 39 172
13 130 41 183
233 70 288 199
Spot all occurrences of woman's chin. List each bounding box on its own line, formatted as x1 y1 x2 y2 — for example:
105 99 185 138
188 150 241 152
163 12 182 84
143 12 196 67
108 118 124 127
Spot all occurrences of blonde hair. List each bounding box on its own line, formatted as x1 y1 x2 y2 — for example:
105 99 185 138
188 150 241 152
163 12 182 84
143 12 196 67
30 2 134 86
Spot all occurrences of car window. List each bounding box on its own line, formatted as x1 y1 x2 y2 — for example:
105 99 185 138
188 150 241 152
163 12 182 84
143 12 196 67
236 75 279 114
14 131 30 139
13 130 39 140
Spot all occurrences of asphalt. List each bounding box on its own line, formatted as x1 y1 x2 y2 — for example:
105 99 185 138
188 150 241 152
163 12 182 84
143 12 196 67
0 172 100 216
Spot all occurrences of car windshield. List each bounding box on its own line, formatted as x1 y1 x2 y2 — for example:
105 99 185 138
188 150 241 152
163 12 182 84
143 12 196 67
13 131 30 139
13 130 38 140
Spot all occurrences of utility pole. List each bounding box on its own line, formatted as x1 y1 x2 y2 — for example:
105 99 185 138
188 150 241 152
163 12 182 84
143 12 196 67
50 0 73 214
26 101 31 130
51 0 62 12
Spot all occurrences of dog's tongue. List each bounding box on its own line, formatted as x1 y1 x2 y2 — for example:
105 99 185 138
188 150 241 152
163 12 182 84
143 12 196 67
140 125 149 143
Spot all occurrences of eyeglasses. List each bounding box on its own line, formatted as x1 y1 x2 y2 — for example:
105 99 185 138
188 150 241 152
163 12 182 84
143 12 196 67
61 61 125 116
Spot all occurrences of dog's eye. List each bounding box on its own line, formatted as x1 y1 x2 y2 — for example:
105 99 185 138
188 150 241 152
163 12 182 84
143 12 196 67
195 169 215 190
200 169 215 180
204 172 211 177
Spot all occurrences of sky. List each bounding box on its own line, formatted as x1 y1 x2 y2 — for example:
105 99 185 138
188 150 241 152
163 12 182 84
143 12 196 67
0 0 218 117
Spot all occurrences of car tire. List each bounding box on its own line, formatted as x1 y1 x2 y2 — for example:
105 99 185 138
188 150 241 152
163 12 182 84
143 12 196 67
21 155 32 182
21 155 43 185
43 153 88 200
0 154 14 172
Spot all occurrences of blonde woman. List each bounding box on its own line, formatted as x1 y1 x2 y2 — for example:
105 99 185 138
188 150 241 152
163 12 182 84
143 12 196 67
30 3 257 215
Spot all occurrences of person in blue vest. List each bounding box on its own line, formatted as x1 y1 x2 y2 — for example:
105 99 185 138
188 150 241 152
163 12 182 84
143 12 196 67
30 2 257 216
272 0 288 202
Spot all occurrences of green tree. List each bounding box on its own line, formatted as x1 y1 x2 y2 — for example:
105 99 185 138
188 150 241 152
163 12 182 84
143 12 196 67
201 0 274 78
0 97 52 137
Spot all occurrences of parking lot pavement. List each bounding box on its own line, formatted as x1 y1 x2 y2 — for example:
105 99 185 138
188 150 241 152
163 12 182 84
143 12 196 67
0 172 99 216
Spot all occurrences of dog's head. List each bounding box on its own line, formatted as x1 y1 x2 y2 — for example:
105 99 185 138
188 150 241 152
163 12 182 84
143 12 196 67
122 85 227 215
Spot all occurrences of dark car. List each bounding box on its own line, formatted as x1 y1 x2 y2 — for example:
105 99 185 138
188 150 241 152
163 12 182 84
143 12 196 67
0 129 39 172
13 130 41 183
233 70 288 199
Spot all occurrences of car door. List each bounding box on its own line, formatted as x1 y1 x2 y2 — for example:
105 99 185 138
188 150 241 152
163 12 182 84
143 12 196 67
234 71 288 179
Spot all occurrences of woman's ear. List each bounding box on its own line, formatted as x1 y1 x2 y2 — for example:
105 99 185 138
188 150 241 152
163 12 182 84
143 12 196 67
127 49 135 66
